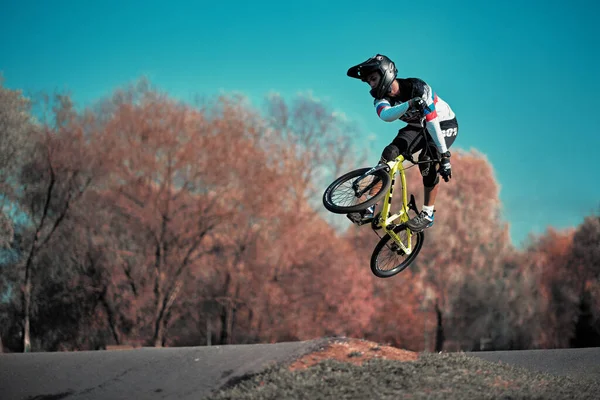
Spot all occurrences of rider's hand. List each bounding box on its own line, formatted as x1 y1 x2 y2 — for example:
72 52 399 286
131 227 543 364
439 151 452 182
408 97 428 114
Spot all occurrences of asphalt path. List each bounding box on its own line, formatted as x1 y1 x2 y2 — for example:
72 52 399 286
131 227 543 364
1 340 598 400
0 339 329 400
467 347 600 381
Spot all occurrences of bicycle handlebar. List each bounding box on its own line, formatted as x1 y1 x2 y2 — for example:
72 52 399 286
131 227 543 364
402 153 442 165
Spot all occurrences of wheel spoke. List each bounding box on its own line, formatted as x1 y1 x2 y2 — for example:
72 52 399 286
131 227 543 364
371 227 423 278
329 176 379 208
323 167 390 214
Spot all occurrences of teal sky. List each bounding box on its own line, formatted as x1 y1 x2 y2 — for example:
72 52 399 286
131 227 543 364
1 0 598 248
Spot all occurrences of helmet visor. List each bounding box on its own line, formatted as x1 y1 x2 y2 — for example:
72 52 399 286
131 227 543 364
347 57 382 81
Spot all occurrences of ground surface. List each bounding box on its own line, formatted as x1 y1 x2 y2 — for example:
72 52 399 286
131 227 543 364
207 338 600 400
1 337 599 400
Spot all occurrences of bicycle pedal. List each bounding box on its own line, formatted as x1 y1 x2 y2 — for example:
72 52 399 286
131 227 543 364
371 213 383 230
346 213 372 226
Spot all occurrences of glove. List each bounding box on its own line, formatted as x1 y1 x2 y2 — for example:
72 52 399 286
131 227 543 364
439 151 452 182
408 97 428 114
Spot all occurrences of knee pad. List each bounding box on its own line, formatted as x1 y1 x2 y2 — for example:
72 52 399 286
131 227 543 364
419 153 439 187
418 152 431 176
419 147 441 187
381 144 400 163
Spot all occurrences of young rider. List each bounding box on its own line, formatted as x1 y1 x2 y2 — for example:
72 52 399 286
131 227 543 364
346 54 459 232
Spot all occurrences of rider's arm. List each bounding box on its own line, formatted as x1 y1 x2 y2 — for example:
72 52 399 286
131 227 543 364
374 99 409 122
422 86 448 154
374 86 449 155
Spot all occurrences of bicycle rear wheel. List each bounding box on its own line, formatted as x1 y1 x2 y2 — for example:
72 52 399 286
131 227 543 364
370 225 424 278
322 167 391 214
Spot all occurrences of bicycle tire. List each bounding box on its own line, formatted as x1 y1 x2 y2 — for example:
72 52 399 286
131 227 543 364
370 225 424 278
322 167 391 214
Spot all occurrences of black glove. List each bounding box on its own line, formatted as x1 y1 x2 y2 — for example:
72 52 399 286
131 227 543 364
439 151 452 182
408 97 429 114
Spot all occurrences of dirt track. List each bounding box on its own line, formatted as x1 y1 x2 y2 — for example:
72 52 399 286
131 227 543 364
1 337 599 400
206 352 599 400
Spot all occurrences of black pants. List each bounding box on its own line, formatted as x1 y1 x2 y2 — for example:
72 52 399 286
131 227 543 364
381 117 459 188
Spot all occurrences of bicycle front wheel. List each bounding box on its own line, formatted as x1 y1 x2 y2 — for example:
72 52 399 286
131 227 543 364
322 167 391 214
370 225 424 278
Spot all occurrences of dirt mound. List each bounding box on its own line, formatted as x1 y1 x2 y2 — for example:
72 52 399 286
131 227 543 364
288 337 418 371
205 337 600 400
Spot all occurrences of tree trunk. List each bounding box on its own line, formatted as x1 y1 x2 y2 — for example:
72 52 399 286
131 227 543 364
21 161 56 353
153 288 166 347
153 278 183 348
229 283 241 344
154 321 165 347
206 319 212 346
21 225 38 353
218 299 237 345
100 292 121 345
153 238 165 347
228 303 235 344
22 265 32 353
434 300 445 352
219 304 229 344
219 273 232 344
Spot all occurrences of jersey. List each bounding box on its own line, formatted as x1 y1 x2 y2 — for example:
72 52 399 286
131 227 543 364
373 78 455 153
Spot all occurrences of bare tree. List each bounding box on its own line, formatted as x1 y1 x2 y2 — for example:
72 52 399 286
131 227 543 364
0 77 37 248
9 92 102 352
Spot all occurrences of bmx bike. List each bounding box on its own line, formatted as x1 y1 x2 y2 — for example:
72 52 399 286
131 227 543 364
323 141 443 278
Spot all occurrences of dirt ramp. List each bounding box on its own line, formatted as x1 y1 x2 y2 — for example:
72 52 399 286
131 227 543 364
287 337 418 371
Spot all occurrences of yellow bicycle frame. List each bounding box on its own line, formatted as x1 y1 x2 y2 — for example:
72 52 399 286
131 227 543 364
371 154 415 255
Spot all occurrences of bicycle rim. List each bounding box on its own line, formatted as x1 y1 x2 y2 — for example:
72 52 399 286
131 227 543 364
323 168 390 214
370 226 424 278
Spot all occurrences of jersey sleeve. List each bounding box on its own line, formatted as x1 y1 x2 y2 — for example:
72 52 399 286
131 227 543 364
421 84 448 154
373 98 410 122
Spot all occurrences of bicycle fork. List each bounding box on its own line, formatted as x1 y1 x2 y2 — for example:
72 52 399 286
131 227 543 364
351 163 389 197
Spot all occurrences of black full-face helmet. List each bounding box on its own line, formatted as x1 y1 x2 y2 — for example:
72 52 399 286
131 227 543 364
347 54 398 99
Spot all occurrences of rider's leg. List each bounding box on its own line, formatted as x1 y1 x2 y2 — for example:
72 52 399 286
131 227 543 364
419 143 440 214
424 184 439 207
406 119 459 231
371 126 422 195
405 147 439 232
421 118 459 213
381 125 422 163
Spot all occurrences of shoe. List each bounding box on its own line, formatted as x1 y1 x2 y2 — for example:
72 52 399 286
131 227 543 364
405 210 434 232
347 205 375 225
